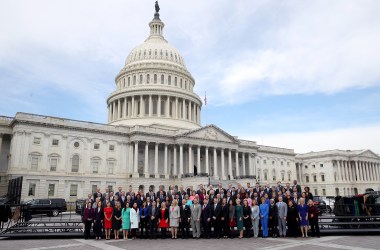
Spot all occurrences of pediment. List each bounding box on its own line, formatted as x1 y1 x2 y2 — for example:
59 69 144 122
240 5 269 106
358 150 380 159
180 125 237 143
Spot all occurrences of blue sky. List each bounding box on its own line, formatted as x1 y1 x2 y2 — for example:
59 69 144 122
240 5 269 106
1 0 380 153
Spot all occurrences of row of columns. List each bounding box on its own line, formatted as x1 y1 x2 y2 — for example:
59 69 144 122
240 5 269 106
131 141 253 179
335 160 380 182
108 95 200 124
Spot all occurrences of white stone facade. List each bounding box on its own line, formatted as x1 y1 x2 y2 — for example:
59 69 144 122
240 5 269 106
0 10 379 201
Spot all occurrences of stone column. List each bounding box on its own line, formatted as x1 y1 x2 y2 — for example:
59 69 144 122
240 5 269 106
175 97 178 119
179 144 184 178
0 134 3 159
228 149 232 179
189 102 192 121
164 144 168 179
213 148 218 179
118 99 121 119
173 145 177 176
248 154 252 176
133 141 139 177
197 145 201 174
375 163 379 181
166 96 170 117
154 142 159 178
158 95 161 117
112 101 116 120
144 142 149 178
149 95 153 117
242 153 246 176
364 162 369 181
124 97 127 118
205 147 209 175
348 161 353 182
131 96 135 117
107 104 111 122
220 148 225 180
354 161 359 182
188 145 193 175
182 99 186 119
336 161 341 182
235 151 240 178
140 96 144 116
360 161 365 181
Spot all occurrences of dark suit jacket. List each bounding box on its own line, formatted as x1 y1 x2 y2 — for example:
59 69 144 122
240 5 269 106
220 204 229 221
180 205 191 222
201 203 211 221
211 203 222 220
93 207 103 221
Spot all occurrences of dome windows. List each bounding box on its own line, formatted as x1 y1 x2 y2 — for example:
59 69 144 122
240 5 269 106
161 75 164 84
139 74 143 84
174 77 177 86
154 74 157 84
147 74 150 84
133 75 136 85
168 76 171 85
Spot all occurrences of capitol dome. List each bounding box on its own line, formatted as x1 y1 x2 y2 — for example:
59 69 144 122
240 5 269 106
107 11 202 130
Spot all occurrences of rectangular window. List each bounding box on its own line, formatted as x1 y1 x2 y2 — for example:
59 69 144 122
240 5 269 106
264 160 267 164
314 189 318 196
94 143 100 150
52 139 59 146
108 185 114 192
71 155 79 172
272 161 275 165
281 161 283 166
306 176 309 183
281 173 285 181
92 185 98 195
48 184 55 197
313 175 317 182
320 164 324 167
272 175 276 181
109 145 115 151
70 184 78 197
305 165 308 169
287 162 290 166
108 161 114 174
168 76 171 85
288 173 291 181
312 164 315 168
28 183 36 196
321 175 325 182
50 158 57 171
322 189 326 196
31 157 38 170
92 161 99 174
264 172 268 181
257 160 259 164
33 137 41 145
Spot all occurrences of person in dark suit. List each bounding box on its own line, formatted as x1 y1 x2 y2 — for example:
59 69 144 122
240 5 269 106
93 200 103 240
211 197 222 239
292 180 302 194
269 199 278 238
93 188 103 202
220 198 229 238
179 199 191 238
201 197 211 239
148 200 159 239
82 202 94 240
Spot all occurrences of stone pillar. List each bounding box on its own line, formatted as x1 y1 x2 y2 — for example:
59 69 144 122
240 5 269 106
220 148 225 180
107 104 111 122
344 161 349 182
364 162 369 181
173 145 177 176
179 144 184 178
205 147 209 175
124 97 127 118
197 145 201 174
149 95 153 117
235 151 240 178
375 163 379 181
166 96 170 117
248 154 252 176
154 142 159 178
213 148 218 179
354 161 359 182
348 161 353 182
175 97 178 119
117 99 121 119
361 161 365 181
131 96 135 117
188 145 193 175
164 144 169 178
0 134 3 159
140 95 144 116
133 141 139 177
189 102 192 121
228 149 232 179
112 101 116 120
158 95 161 117
182 99 186 119
144 142 149 178
242 153 246 176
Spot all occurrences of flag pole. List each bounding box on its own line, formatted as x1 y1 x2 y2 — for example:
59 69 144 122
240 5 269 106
204 91 208 126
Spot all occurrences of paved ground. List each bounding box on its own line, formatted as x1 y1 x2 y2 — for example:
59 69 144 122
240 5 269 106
0 236 379 250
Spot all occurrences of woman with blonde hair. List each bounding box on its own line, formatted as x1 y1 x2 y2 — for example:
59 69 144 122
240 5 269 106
235 199 244 239
169 199 180 239
298 198 309 237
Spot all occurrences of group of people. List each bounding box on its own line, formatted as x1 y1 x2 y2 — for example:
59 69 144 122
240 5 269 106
81 180 320 240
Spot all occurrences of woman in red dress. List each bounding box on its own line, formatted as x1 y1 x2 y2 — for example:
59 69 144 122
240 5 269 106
103 202 114 240
158 201 169 239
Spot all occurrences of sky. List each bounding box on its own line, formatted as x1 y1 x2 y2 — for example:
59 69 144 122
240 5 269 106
0 0 380 154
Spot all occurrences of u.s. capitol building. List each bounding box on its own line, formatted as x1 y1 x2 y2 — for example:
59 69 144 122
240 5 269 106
0 8 379 201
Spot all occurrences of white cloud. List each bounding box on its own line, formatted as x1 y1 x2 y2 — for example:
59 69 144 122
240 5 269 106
244 124 380 155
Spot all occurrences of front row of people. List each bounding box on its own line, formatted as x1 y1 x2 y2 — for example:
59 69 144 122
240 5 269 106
82 197 320 240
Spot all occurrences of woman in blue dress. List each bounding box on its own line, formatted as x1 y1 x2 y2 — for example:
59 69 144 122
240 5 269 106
235 199 244 239
121 202 131 240
259 197 269 238
298 198 309 237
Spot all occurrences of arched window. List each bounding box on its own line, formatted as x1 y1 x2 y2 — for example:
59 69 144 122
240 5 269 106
174 77 177 86
139 74 143 84
180 79 183 88
133 75 136 85
161 75 164 84
147 74 150 84
128 77 131 86
154 74 157 84
168 76 171 85
72 155 79 172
